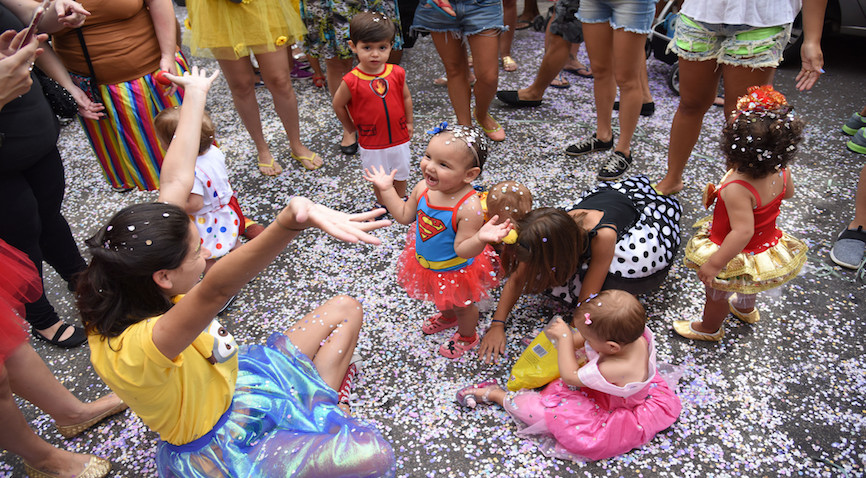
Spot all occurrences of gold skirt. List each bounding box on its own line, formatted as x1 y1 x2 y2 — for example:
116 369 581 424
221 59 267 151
684 217 807 294
186 0 307 60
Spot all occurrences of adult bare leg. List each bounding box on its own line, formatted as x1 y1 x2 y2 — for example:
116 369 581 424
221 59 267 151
468 30 503 134
654 58 722 195
4 344 123 429
500 0 517 67
256 49 319 167
721 64 776 122
581 22 616 144
217 57 281 176
610 28 648 156
432 32 473 125
517 23 571 101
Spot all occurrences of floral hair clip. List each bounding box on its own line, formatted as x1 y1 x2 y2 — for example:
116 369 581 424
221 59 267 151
584 313 592 325
731 85 789 122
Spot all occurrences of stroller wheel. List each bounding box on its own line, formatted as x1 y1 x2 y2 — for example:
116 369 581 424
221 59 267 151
667 63 680 96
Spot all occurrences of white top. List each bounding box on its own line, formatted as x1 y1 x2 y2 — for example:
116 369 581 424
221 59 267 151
680 0 802 27
190 145 240 258
576 326 657 398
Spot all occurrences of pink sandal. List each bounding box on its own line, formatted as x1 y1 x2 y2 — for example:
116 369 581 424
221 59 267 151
421 312 458 334
456 380 498 408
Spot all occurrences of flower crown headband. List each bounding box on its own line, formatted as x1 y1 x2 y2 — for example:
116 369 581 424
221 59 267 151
427 121 487 167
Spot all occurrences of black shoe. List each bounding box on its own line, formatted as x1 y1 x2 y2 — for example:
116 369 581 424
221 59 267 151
339 141 358 155
496 90 542 107
565 133 614 156
613 101 655 117
31 323 87 348
597 150 633 181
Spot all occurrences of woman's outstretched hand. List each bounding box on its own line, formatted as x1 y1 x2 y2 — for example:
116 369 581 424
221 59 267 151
280 197 391 245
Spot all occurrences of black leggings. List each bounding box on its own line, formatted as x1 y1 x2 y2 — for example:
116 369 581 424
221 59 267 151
0 146 86 330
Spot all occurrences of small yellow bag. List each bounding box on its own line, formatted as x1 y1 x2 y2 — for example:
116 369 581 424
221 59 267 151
507 330 560 391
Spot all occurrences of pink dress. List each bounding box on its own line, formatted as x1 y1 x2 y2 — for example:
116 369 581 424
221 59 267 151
503 327 682 462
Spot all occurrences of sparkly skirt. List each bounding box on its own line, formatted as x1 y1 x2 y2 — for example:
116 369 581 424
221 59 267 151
684 217 808 294
397 228 499 311
0 239 41 364
186 0 307 60
156 333 395 478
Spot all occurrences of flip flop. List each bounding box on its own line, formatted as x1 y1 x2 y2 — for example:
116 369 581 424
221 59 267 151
564 66 593 79
549 73 570 89
515 19 532 30
651 182 680 196
473 109 506 142
291 151 323 171
258 157 283 176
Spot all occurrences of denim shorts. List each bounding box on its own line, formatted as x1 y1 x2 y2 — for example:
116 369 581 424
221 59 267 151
411 0 505 37
669 14 791 68
577 0 655 34
549 0 583 44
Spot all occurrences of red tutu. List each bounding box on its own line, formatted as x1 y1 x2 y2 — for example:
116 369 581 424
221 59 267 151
396 228 500 311
0 239 42 364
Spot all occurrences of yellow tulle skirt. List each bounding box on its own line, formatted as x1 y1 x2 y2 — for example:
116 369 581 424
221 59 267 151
186 0 307 60
684 217 808 294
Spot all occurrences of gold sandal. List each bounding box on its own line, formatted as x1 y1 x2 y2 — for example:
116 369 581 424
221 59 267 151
501 55 517 72
672 320 724 342
56 400 128 439
24 455 111 478
728 295 760 324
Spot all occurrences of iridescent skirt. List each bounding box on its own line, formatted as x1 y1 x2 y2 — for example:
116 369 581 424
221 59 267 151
156 333 395 477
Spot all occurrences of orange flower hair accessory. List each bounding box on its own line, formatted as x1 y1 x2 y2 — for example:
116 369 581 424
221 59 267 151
732 85 788 121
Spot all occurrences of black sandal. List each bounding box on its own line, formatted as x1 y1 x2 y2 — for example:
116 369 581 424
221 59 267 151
31 323 87 348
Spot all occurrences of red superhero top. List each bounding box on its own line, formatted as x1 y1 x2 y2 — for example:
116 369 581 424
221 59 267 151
707 168 787 254
343 64 410 150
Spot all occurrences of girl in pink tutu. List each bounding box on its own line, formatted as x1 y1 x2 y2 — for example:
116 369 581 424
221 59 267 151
456 290 682 461
365 123 511 358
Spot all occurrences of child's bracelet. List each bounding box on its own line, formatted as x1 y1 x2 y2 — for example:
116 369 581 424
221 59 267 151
489 319 506 327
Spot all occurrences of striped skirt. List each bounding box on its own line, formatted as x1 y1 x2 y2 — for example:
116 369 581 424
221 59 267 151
71 51 189 191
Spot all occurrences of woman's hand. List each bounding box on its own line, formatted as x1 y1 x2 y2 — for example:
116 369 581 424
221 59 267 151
363 164 397 193
278 197 391 245
53 0 90 28
0 30 44 109
477 215 512 243
67 82 104 119
163 65 219 94
478 325 506 364
158 56 179 96
795 41 824 91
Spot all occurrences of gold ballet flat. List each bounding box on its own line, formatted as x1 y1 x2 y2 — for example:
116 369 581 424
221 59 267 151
24 455 110 478
673 320 724 342
728 295 760 324
56 400 128 439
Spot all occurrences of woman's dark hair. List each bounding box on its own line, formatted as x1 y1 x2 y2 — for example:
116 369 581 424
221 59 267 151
515 208 586 294
77 203 193 338
576 289 645 345
350 11 396 44
154 106 216 155
721 106 804 178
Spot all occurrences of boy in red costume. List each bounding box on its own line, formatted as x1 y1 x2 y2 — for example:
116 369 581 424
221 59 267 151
333 11 414 205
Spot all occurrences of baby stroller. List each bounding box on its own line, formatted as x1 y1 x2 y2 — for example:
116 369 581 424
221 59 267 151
648 0 681 95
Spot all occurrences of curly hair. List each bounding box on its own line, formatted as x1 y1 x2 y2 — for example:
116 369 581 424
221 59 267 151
721 106 804 178
77 203 193 338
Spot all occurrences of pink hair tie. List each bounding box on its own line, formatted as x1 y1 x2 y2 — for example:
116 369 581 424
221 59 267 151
584 313 592 325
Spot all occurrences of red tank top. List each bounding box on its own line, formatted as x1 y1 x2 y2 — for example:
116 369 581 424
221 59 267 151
708 169 787 254
343 64 410 149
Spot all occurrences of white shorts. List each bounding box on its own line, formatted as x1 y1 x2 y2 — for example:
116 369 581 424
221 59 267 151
360 142 411 181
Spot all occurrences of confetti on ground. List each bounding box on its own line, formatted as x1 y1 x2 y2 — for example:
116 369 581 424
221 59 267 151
2 6 865 477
